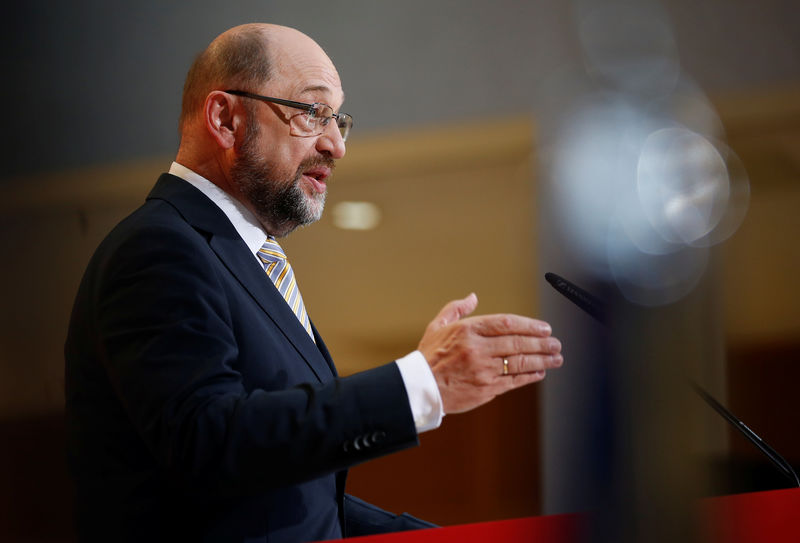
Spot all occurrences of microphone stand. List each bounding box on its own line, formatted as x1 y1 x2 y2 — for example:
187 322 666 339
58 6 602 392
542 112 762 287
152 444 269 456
545 272 800 489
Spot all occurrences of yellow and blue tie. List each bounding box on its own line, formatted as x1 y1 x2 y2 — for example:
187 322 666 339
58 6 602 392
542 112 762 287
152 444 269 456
258 236 314 340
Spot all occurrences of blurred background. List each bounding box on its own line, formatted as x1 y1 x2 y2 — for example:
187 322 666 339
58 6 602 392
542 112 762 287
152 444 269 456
1 1 798 540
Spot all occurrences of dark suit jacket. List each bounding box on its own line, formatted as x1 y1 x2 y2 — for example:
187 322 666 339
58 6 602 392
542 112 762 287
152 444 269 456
65 174 432 542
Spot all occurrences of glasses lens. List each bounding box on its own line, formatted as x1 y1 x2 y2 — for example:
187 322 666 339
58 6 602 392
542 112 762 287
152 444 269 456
291 110 316 136
313 104 333 125
289 103 352 141
337 113 353 142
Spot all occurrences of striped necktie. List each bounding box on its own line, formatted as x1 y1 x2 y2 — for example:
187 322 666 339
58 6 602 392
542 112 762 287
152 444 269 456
258 237 314 340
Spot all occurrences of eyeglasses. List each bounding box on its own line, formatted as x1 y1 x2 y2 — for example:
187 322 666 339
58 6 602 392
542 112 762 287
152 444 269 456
225 90 353 142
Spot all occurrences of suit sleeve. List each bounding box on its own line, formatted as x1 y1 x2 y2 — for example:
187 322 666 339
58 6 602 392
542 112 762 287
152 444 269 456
79 220 418 497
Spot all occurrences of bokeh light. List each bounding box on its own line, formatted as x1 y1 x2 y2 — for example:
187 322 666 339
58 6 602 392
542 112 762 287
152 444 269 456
548 1 749 306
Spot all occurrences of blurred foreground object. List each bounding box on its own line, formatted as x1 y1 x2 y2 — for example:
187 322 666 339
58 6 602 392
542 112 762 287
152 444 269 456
548 0 749 307
539 1 754 542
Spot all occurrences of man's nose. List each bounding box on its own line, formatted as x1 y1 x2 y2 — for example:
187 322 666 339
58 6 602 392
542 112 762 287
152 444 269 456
316 122 346 159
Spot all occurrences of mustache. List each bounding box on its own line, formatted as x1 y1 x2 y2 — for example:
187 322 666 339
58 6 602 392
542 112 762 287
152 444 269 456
297 154 336 173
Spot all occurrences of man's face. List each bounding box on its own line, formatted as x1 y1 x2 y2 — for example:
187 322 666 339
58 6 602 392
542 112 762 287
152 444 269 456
229 37 347 237
231 112 334 236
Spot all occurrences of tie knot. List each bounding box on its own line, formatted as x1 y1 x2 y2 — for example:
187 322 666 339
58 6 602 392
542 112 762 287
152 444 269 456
258 237 286 263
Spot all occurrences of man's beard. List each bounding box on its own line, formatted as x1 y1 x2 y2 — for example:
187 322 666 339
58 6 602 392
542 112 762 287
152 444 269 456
231 119 332 237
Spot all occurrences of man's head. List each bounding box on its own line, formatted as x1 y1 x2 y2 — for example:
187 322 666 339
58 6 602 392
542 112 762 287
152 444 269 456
176 24 347 237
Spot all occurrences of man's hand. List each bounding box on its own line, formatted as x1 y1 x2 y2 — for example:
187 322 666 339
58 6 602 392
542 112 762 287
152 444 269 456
418 294 563 414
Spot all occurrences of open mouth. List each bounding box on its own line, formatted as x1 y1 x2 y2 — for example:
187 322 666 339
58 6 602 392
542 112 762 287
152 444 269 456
302 166 331 194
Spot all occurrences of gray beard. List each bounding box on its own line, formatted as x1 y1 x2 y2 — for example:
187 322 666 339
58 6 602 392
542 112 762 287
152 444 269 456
231 121 329 237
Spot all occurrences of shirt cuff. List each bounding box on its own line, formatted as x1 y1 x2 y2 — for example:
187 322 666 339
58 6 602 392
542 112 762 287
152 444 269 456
395 351 444 433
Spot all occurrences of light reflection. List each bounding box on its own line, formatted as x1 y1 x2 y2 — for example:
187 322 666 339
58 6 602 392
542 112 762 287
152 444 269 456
637 127 730 246
331 201 382 231
547 1 750 306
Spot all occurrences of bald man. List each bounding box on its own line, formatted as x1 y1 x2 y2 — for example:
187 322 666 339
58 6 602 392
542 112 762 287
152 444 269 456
65 24 563 542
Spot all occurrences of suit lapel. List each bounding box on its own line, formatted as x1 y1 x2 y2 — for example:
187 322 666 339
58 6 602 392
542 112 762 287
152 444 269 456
147 174 335 383
311 321 338 378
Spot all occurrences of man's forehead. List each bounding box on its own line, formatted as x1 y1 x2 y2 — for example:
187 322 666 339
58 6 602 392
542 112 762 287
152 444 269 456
271 60 345 106
298 83 345 104
264 28 344 104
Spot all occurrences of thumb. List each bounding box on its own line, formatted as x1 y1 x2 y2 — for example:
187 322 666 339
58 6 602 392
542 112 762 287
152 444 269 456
430 293 478 330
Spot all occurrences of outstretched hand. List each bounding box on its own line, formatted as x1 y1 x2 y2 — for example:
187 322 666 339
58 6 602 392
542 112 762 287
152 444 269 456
418 294 563 414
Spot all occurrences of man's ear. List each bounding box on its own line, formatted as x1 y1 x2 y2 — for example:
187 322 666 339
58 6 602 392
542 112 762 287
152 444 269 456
204 91 241 149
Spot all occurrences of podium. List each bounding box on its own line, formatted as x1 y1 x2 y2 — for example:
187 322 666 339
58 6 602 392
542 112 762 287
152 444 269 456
701 487 800 543
336 487 800 542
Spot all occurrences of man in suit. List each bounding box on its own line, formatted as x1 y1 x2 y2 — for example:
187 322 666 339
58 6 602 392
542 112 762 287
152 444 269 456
65 23 564 542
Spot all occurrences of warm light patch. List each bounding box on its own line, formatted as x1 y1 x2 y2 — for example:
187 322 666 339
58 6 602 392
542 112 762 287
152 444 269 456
331 201 382 230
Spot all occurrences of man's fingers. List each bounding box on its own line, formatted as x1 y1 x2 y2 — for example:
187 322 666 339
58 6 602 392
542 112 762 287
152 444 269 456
429 293 478 330
502 353 563 374
423 301 564 414
469 314 552 338
484 335 562 360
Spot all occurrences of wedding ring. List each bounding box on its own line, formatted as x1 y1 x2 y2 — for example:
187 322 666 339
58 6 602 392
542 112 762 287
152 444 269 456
503 358 509 376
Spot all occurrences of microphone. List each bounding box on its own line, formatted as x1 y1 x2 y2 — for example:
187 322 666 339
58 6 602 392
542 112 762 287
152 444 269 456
544 272 606 324
691 383 800 487
544 271 800 488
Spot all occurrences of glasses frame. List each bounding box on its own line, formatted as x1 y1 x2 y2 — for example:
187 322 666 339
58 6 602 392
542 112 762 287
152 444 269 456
224 89 352 141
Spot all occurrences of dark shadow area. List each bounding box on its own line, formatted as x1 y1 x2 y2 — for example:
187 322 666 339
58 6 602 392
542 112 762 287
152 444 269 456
0 414 75 542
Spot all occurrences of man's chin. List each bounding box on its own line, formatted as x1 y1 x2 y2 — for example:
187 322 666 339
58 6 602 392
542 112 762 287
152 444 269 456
303 193 326 224
245 177 326 236
275 202 324 236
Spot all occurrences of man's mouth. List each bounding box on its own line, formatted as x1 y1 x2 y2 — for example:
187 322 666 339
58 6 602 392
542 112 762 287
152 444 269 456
302 166 331 194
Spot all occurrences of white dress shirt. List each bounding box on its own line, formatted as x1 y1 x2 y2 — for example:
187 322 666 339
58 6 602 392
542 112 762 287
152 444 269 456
169 162 444 433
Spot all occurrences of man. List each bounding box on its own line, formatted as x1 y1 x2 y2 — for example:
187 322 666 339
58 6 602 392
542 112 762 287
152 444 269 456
65 23 563 542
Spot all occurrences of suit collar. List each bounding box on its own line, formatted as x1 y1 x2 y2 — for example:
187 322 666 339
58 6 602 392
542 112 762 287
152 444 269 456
147 173 238 237
147 174 335 383
168 162 266 255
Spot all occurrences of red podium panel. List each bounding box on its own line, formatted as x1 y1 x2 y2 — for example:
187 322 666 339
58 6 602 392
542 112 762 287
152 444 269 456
338 488 800 542
701 487 800 543
346 513 586 543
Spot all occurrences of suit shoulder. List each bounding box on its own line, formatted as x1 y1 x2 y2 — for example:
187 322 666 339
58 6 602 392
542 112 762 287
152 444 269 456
97 197 207 260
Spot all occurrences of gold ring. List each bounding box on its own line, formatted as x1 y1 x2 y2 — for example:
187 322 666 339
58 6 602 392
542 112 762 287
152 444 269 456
503 358 509 376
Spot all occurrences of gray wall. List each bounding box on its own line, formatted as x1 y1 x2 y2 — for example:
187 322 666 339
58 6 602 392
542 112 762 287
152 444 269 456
4 0 798 180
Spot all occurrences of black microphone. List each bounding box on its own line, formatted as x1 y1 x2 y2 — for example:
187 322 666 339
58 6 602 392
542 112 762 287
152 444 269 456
544 271 800 488
691 383 800 487
544 272 606 324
